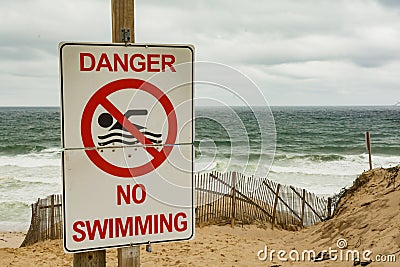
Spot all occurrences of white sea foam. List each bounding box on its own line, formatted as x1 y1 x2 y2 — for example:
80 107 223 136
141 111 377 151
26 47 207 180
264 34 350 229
0 150 62 224
0 148 61 168
0 148 398 231
270 154 400 176
0 169 61 231
193 152 400 195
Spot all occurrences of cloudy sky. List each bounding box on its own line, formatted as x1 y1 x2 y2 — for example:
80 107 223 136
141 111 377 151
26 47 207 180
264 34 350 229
1 0 399 106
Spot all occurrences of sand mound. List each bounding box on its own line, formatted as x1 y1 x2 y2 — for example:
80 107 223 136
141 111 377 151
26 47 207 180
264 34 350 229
1 166 399 266
306 166 400 253
289 166 400 266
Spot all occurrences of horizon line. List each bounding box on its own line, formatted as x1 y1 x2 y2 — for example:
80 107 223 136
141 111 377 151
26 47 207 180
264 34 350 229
0 104 398 108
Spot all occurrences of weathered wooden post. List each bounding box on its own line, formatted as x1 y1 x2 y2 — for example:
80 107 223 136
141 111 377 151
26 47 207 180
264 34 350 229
35 199 40 243
50 194 55 240
300 189 306 227
112 0 135 43
366 131 373 170
72 1 137 266
111 0 140 265
271 184 281 230
73 251 106 267
327 197 332 218
230 171 237 228
72 234 106 265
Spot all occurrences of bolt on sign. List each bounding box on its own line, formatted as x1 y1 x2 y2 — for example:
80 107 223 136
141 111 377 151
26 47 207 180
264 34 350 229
59 43 194 252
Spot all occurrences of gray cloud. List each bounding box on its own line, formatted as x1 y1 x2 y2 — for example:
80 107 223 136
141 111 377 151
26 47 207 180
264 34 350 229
0 0 399 106
376 0 400 8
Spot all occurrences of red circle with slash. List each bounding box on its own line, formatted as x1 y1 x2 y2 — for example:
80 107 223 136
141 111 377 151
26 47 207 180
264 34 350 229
81 78 177 178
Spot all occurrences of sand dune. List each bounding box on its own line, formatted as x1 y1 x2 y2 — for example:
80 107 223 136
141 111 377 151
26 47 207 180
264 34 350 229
1 166 399 266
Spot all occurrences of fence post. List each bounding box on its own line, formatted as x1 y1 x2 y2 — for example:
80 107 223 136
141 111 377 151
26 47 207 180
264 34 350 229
366 131 373 170
31 203 36 244
327 197 332 218
300 189 306 227
36 198 40 242
50 194 55 239
230 171 237 228
271 184 281 230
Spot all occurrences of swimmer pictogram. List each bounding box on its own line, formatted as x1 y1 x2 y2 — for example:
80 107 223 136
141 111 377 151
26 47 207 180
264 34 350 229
80 78 178 177
97 109 162 147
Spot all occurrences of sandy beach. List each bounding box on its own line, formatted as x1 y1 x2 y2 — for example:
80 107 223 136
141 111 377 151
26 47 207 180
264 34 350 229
0 232 25 249
1 166 399 266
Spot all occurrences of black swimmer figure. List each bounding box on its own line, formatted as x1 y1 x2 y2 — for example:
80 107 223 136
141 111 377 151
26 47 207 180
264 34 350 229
98 109 148 131
97 109 162 146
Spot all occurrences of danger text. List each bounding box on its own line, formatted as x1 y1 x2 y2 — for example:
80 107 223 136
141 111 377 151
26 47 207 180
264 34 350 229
80 52 176 73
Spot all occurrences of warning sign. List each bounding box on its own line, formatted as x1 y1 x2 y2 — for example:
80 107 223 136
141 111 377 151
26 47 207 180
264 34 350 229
81 78 178 177
60 43 194 252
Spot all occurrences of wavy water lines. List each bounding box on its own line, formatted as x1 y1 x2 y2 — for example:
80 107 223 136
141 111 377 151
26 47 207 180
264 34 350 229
97 129 162 147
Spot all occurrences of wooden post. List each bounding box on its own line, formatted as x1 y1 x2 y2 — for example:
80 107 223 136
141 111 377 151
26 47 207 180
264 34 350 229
73 251 106 267
118 246 140 267
199 173 204 225
300 189 306 227
35 199 40 242
112 0 135 43
32 203 37 243
271 184 281 230
327 197 332 218
230 171 237 228
72 1 138 266
366 131 373 170
112 1 141 265
50 194 55 239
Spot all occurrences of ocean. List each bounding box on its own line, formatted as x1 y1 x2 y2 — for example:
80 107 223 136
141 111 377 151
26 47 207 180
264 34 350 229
0 106 399 231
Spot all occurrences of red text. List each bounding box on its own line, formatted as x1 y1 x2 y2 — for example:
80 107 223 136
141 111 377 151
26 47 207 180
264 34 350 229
72 212 188 242
80 52 176 73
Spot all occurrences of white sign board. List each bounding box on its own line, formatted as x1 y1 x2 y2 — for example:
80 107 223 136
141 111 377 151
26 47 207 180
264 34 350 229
60 42 194 252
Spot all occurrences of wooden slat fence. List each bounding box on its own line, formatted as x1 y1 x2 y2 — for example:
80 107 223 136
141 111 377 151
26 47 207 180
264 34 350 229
195 172 332 229
20 194 63 247
21 171 332 246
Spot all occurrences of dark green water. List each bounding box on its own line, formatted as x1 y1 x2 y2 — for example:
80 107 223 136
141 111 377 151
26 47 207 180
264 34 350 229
0 106 399 230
